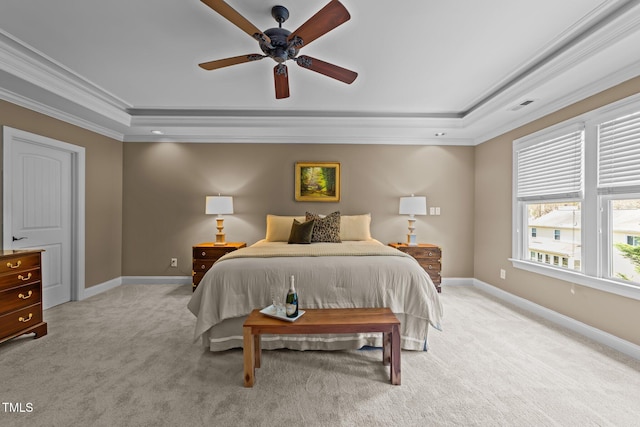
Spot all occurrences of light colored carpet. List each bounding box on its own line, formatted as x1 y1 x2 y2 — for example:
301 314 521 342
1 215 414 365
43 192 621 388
1 284 639 426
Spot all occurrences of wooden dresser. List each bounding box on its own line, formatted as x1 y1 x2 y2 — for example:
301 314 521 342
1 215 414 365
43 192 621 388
192 242 246 291
0 250 47 344
389 243 442 293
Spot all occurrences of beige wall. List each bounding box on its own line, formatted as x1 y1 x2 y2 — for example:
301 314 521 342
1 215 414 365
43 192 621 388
122 143 475 278
0 100 123 288
474 75 640 346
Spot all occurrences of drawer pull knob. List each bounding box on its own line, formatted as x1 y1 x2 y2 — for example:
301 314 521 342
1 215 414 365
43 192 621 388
7 260 22 269
19 313 33 323
202 251 207 256
18 273 32 281
18 290 33 299
428 265 433 269
428 252 434 256
200 265 206 270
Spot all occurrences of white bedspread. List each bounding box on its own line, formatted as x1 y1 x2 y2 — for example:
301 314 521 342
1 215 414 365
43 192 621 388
188 239 443 351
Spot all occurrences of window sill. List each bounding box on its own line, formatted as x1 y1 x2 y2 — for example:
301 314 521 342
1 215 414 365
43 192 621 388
510 259 640 301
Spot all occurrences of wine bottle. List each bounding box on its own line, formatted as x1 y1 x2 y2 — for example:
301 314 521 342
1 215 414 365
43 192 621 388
285 275 299 318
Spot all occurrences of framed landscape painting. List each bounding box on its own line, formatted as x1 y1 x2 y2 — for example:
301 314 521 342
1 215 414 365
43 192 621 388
295 162 340 202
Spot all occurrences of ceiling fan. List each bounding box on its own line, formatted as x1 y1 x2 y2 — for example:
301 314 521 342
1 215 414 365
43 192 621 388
198 0 358 99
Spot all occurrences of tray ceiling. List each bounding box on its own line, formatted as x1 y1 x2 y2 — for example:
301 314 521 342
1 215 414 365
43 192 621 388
1 0 640 144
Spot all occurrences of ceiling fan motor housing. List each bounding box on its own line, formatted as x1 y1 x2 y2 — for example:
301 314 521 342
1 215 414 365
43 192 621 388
271 5 289 24
262 27 298 63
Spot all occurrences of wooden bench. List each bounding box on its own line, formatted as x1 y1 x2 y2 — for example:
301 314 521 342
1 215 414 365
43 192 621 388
242 307 401 387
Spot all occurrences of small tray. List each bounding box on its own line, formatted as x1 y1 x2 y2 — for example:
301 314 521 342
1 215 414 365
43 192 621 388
260 305 305 322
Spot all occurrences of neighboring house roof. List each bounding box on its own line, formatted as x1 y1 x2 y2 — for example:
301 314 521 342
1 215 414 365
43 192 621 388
529 209 640 233
529 209 580 228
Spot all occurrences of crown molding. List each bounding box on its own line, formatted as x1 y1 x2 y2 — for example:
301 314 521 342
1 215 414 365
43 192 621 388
0 86 126 141
0 30 131 128
465 0 640 144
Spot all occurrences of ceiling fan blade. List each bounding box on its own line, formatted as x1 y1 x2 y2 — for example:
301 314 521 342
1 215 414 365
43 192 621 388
200 0 271 44
287 0 350 48
274 64 290 99
198 54 264 71
295 55 357 84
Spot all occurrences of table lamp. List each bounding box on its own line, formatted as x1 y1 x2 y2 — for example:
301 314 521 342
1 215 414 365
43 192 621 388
206 195 234 245
399 194 427 246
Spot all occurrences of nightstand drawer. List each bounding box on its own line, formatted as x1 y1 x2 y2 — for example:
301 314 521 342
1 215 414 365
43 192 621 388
403 247 441 260
0 283 41 315
0 304 43 338
193 259 216 272
193 246 239 259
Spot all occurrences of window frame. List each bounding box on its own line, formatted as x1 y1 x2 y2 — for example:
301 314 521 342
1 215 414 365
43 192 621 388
511 93 640 302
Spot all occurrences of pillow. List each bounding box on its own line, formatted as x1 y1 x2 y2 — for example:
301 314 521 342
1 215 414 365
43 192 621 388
305 211 341 243
266 215 306 242
340 214 372 241
288 219 316 244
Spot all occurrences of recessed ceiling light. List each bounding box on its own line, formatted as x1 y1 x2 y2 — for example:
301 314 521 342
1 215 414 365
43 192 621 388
151 130 164 135
435 132 446 137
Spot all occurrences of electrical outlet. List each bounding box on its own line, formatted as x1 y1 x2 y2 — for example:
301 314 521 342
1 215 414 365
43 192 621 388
170 258 178 268
500 269 506 279
435 207 441 215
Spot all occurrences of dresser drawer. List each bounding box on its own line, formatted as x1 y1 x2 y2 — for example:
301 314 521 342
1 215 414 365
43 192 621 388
0 268 41 291
0 283 41 315
0 253 41 274
0 304 43 338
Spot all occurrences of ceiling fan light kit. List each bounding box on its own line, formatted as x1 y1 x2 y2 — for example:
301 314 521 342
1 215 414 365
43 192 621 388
198 0 358 99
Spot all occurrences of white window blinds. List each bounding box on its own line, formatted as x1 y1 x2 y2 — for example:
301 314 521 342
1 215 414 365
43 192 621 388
516 129 584 200
598 110 640 191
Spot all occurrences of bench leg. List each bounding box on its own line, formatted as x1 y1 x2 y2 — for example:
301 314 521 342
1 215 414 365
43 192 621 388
382 332 391 366
254 333 261 369
243 326 255 387
390 324 401 385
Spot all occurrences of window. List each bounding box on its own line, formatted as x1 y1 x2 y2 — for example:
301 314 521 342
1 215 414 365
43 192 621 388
512 95 640 301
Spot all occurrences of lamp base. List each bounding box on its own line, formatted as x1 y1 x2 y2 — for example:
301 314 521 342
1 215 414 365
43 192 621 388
406 233 418 246
214 233 227 246
214 217 227 245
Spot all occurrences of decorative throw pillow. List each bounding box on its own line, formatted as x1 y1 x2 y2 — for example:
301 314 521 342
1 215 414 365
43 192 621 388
288 219 315 244
340 213 372 241
265 215 306 241
305 211 341 243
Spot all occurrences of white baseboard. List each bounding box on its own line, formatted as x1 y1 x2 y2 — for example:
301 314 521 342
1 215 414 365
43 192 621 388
441 277 474 287
79 277 122 300
473 278 640 361
121 276 192 285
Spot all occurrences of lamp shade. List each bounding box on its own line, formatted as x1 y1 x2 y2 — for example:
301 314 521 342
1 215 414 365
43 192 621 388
205 196 234 215
399 195 427 215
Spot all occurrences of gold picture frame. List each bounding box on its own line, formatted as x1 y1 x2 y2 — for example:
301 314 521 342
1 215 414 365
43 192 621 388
295 162 341 202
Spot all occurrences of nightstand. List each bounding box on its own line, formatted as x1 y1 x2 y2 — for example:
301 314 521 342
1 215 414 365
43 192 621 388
389 243 442 293
192 242 246 291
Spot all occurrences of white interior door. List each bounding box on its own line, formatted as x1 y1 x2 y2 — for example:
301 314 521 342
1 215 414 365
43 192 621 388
3 129 73 309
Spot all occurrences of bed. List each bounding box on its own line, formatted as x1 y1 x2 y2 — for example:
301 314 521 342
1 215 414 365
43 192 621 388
188 213 443 352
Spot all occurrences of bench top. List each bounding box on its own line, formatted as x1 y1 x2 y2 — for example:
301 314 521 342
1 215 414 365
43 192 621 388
243 307 399 335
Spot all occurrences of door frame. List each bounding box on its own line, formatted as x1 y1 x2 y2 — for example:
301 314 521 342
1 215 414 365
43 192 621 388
2 126 85 302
